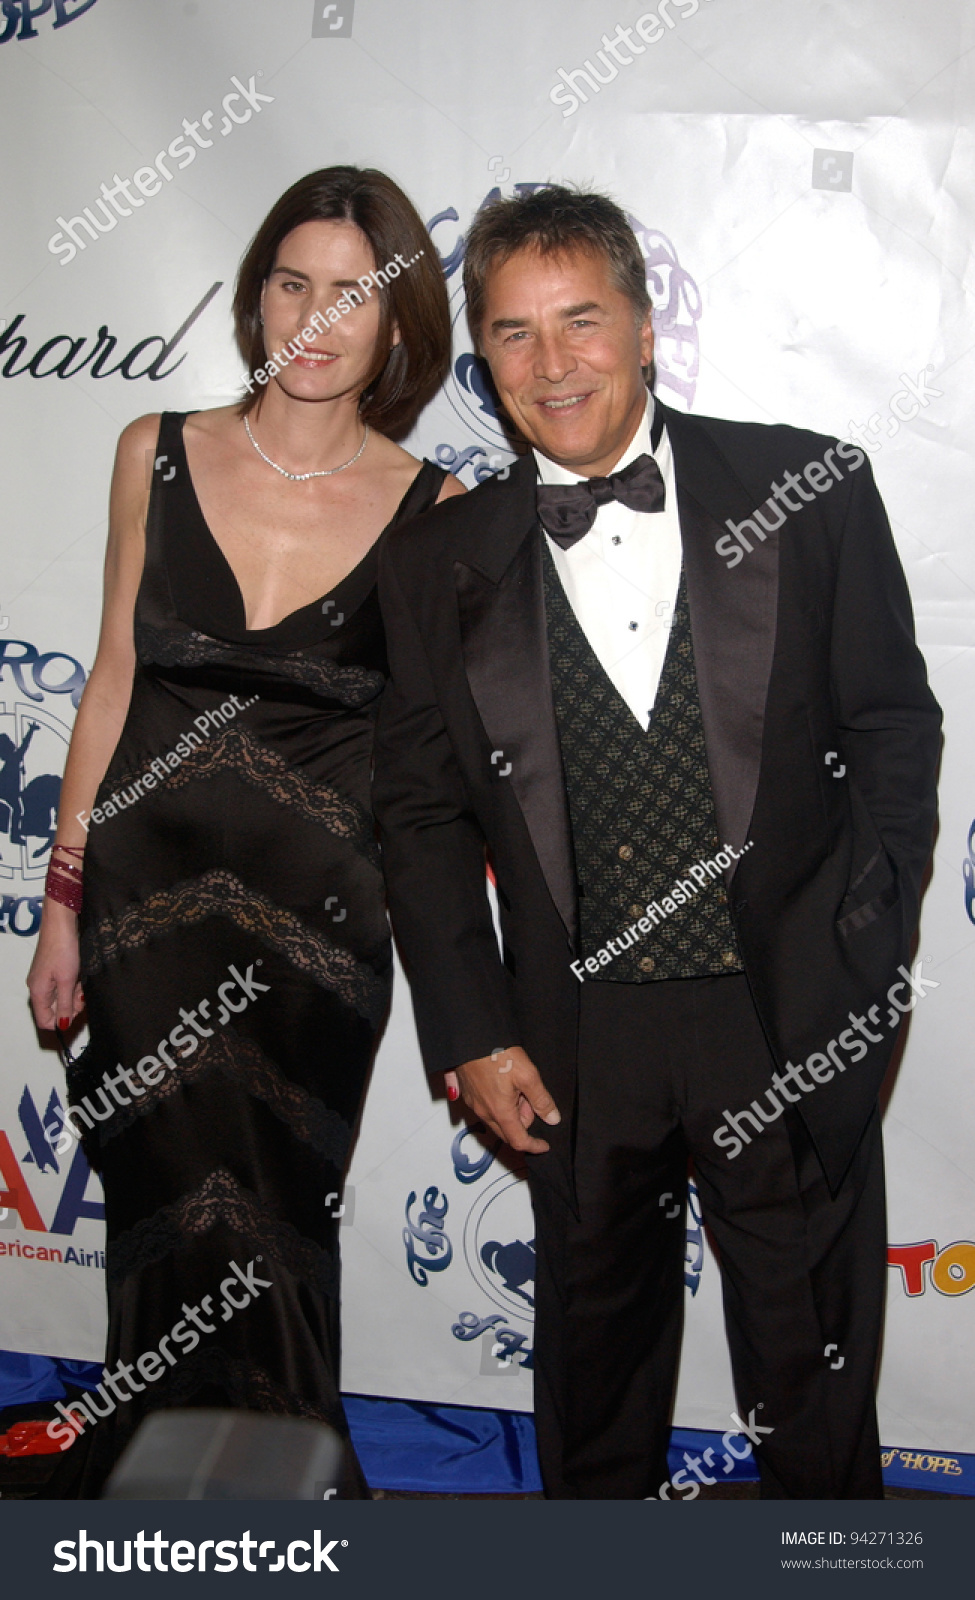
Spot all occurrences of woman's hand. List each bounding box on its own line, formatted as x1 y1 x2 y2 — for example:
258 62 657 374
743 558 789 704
27 901 84 1032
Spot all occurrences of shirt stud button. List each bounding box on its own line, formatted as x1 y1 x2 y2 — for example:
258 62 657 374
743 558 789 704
628 621 638 631
612 535 622 545
639 956 655 973
618 844 633 861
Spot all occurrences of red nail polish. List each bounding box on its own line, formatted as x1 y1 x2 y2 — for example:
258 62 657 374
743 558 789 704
447 1084 459 1102
58 1017 70 1030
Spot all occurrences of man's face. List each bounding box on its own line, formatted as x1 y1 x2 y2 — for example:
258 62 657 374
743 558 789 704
479 245 653 477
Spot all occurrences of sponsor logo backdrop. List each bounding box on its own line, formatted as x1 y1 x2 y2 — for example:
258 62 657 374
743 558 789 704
0 0 971 1452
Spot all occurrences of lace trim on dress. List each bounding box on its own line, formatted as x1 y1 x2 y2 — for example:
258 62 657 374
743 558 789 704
107 1167 338 1297
81 868 391 1025
134 619 385 707
108 724 380 868
94 1025 352 1165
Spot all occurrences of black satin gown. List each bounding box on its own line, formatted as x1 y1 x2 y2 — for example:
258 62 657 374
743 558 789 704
70 411 445 1494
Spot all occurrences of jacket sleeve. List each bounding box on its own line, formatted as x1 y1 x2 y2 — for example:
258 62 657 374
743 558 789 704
373 545 520 1075
829 456 942 925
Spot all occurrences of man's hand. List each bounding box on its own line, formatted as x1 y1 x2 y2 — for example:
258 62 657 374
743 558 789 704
445 1047 560 1155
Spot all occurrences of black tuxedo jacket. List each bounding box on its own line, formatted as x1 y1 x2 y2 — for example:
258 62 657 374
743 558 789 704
373 401 941 1199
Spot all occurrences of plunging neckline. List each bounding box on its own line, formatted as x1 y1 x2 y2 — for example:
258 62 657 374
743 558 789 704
177 414 407 639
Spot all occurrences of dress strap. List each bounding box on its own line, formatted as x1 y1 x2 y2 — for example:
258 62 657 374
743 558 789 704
391 460 449 527
145 412 190 525
139 412 192 629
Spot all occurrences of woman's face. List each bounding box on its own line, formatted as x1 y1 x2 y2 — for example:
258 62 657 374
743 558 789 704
258 218 398 406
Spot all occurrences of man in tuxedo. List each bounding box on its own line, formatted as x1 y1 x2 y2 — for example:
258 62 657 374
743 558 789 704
372 186 941 1499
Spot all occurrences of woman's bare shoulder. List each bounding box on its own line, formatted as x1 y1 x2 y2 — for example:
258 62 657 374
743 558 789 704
116 403 238 472
182 403 241 444
116 412 163 460
374 435 465 501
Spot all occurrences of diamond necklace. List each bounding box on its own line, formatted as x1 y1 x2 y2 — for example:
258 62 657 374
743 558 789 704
244 416 370 481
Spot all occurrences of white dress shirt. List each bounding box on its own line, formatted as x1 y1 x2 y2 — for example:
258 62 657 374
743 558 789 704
534 395 682 730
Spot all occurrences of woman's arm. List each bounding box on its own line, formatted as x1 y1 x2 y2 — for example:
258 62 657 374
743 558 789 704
26 414 159 1031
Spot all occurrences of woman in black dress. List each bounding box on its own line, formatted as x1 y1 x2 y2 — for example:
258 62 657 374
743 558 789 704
26 167 462 1494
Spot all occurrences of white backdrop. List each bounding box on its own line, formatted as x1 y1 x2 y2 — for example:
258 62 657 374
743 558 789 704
0 0 972 1457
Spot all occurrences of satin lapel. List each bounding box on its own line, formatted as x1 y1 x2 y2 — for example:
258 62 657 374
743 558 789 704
453 460 577 946
663 405 779 877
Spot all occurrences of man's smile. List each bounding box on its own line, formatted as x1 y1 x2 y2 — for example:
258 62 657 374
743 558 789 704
537 393 593 412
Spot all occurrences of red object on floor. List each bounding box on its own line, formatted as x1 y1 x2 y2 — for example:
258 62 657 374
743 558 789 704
0 1418 72 1456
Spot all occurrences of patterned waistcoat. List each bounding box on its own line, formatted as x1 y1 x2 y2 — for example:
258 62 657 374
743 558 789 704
542 540 742 982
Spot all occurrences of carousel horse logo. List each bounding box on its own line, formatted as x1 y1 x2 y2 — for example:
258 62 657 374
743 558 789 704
463 1171 536 1323
0 702 70 933
0 639 85 932
479 1236 535 1309
0 719 58 858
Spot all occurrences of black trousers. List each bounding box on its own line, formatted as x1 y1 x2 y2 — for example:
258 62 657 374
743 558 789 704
528 973 886 1499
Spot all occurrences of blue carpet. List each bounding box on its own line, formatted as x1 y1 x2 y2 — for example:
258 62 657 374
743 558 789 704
1 1351 970 1496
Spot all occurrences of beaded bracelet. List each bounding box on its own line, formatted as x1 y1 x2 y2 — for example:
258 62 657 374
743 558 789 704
45 844 84 916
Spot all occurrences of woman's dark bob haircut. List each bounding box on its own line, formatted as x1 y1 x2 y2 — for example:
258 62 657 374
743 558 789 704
233 166 450 438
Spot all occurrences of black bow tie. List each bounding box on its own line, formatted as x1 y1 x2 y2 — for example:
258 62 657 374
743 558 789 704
536 452 666 548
